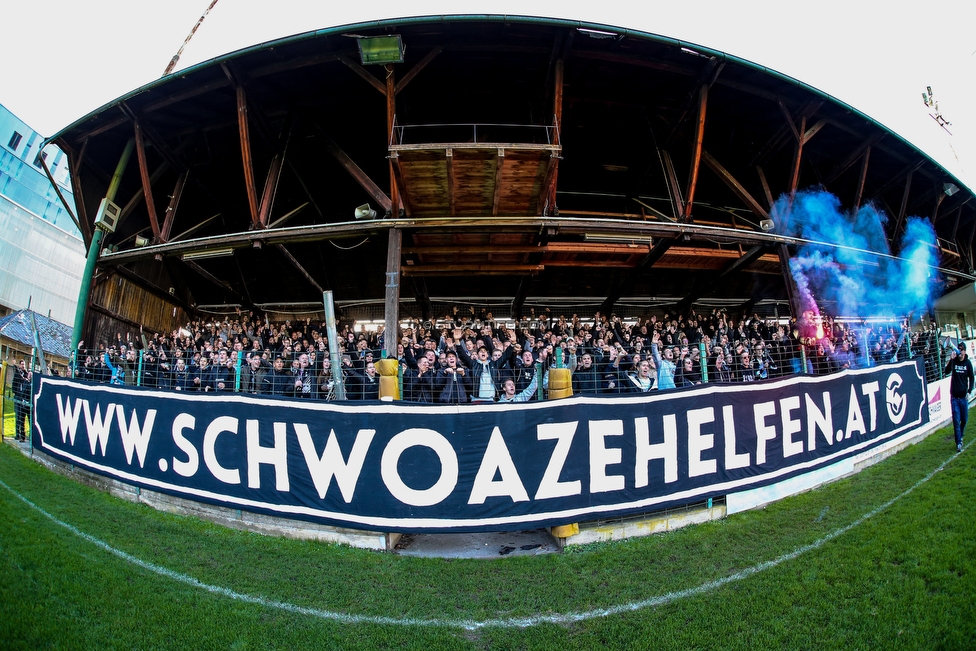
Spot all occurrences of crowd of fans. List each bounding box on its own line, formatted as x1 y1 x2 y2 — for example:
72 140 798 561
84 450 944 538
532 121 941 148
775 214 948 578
69 307 946 403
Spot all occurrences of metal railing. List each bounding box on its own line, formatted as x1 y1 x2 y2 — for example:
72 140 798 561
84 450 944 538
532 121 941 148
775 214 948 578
67 327 950 405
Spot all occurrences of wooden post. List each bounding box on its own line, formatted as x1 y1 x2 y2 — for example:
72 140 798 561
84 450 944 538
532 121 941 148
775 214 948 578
387 66 399 215
684 84 708 221
385 227 402 360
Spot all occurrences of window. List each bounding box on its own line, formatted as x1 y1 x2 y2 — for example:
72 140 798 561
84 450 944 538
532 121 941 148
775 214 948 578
33 150 48 168
8 131 22 150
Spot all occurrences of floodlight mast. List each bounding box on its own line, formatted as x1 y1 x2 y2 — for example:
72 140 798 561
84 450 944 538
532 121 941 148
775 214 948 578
71 139 135 353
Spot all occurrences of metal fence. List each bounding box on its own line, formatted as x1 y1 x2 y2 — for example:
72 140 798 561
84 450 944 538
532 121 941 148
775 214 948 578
67 327 950 405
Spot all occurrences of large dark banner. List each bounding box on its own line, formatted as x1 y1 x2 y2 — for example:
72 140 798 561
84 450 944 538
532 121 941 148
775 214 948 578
32 360 927 532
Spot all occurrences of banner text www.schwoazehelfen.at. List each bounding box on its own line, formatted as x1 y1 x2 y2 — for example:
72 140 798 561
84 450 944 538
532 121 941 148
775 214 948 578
32 360 927 532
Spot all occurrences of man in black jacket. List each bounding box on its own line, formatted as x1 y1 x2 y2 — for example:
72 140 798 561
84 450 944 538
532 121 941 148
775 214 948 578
403 355 435 403
11 360 31 441
945 342 974 453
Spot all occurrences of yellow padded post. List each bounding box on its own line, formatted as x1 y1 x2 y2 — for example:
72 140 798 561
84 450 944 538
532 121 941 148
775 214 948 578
547 367 573 399
374 358 400 400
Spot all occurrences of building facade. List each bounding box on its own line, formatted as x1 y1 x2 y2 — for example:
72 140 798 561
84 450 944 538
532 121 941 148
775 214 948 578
0 103 85 326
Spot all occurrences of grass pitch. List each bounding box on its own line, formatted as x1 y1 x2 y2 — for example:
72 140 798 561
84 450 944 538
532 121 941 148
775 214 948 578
1 420 974 650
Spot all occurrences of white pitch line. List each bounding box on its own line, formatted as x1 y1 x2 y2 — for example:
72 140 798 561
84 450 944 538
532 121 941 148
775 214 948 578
0 442 966 630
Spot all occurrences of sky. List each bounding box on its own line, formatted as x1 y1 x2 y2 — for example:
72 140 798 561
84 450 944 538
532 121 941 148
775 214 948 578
3 1 974 189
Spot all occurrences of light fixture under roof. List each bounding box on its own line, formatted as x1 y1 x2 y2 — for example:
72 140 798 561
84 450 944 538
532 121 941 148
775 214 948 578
357 35 404 65
182 247 234 261
584 233 653 246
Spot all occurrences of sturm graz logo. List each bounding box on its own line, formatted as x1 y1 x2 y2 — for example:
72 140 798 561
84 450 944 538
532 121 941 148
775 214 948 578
886 373 907 424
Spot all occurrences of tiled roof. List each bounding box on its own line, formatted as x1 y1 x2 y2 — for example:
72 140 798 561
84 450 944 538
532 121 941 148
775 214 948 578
0 309 73 359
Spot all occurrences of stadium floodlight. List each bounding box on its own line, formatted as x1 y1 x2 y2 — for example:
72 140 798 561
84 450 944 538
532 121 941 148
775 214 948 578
357 35 404 65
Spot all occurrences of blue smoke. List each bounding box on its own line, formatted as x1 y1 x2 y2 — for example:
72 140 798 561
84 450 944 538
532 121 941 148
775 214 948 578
774 189 938 319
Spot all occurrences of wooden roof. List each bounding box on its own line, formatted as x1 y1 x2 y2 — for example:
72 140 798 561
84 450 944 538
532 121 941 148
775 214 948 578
50 15 975 330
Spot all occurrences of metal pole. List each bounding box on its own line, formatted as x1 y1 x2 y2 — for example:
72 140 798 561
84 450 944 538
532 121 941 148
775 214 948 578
323 291 346 400
234 350 243 392
699 341 708 383
70 138 136 352
28 311 48 375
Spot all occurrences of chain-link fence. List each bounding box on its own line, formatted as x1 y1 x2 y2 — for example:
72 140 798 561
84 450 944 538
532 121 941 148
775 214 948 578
67 319 950 406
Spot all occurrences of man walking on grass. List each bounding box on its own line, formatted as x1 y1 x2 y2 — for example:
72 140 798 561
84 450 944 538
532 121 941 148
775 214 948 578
945 342 974 453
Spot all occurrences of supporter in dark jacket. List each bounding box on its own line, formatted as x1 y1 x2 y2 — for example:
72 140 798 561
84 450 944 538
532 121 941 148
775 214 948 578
435 351 469 404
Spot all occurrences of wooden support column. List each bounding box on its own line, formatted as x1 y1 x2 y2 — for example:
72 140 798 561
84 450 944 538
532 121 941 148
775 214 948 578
237 85 260 227
385 227 402 359
492 149 505 216
546 58 564 214
133 120 162 241
386 66 399 216
537 153 559 216
683 84 708 222
446 149 457 216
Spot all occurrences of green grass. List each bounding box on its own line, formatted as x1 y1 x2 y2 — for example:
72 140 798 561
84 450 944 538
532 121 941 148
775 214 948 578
1 420 974 650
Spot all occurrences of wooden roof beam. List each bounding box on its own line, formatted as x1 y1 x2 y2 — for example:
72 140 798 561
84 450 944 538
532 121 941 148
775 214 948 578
182 259 243 298
675 244 767 314
868 158 925 202
395 46 443 95
133 119 162 241
749 100 822 167
852 146 871 212
823 131 885 185
667 57 724 144
660 150 685 220
338 54 387 95
275 244 323 293
402 264 544 276
701 150 769 221
234 84 261 227
683 85 708 222
319 132 393 214
256 117 294 229
65 140 92 244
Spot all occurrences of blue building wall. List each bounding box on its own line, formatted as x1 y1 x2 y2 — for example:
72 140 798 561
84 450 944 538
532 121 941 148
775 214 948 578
0 104 84 326
0 103 78 235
